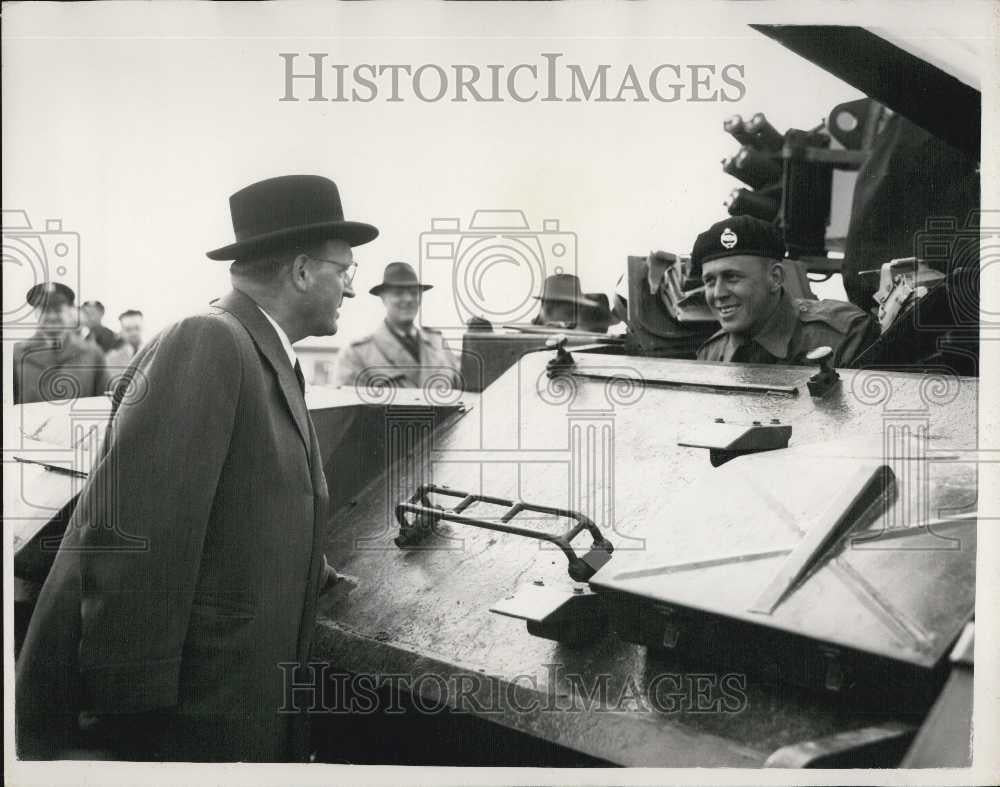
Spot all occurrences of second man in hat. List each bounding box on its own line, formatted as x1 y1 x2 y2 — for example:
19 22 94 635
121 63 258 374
334 261 461 390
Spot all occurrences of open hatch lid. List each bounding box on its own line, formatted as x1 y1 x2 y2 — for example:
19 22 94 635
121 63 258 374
590 438 976 670
750 24 981 157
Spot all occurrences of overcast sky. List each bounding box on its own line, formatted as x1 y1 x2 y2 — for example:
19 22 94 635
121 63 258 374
3 1 992 347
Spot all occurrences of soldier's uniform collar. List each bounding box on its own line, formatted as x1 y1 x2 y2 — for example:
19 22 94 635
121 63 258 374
712 290 797 362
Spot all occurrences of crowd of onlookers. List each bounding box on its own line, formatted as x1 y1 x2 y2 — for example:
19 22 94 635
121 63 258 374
12 283 145 405
79 300 145 367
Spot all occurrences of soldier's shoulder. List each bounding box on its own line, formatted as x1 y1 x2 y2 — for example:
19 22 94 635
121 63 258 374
794 298 869 334
698 327 728 348
421 326 446 345
12 339 54 363
349 334 374 347
695 328 728 359
701 327 727 343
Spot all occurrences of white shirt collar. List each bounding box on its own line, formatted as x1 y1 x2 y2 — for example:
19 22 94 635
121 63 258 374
256 305 298 370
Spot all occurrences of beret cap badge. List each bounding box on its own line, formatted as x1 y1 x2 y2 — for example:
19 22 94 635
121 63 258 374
690 215 786 276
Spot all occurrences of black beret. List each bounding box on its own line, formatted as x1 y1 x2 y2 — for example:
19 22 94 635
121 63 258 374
690 216 785 275
26 282 75 309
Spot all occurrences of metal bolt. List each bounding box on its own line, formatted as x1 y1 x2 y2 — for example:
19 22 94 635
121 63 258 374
714 417 725 423
533 579 545 586
807 345 835 375
752 420 761 426
770 419 780 424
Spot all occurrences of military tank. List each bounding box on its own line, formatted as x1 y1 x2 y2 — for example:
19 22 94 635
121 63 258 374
8 23 982 769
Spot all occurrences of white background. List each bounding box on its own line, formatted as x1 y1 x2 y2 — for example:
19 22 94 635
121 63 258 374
2 0 884 346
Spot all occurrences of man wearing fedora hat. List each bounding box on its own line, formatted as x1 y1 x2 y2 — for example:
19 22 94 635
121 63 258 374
333 261 461 390
13 282 109 405
17 175 377 762
529 273 620 334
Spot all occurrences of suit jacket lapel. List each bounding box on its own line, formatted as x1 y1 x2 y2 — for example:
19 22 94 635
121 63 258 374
213 289 311 455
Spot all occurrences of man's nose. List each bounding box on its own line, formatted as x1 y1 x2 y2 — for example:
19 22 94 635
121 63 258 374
708 280 730 301
342 282 356 299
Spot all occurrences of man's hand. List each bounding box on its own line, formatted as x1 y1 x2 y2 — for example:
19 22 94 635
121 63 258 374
77 709 170 759
320 560 358 593
316 562 359 616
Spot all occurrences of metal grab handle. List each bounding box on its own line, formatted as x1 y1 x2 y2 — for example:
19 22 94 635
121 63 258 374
394 484 614 581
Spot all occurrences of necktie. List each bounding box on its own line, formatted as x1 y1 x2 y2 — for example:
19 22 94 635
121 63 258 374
293 359 305 395
403 332 421 362
392 328 421 362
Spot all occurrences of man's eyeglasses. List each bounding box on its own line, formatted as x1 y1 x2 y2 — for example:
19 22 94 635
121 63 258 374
309 255 358 285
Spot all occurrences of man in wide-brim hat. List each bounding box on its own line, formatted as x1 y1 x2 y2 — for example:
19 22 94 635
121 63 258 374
530 273 617 333
334 261 461 389
17 174 376 763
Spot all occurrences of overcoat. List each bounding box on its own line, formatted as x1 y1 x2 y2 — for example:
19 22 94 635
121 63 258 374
13 335 108 405
16 288 330 762
332 320 461 390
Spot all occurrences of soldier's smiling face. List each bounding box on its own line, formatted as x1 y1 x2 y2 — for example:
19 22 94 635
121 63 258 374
701 255 783 337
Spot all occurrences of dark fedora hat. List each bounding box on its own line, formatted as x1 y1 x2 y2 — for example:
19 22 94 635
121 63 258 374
369 261 432 296
532 274 599 308
206 175 378 261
